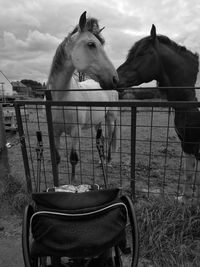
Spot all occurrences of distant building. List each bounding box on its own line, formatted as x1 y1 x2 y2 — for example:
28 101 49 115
11 81 31 96
0 71 14 99
31 86 46 98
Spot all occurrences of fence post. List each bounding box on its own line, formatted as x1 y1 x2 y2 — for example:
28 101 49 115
131 107 137 200
0 103 10 184
45 101 59 187
14 103 32 193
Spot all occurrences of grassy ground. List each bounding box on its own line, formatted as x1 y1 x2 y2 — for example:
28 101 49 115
137 196 200 266
1 191 200 266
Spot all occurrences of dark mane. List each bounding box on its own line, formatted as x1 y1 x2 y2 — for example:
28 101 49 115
71 17 105 45
127 34 199 63
50 39 67 74
157 35 199 60
85 17 105 45
126 37 150 62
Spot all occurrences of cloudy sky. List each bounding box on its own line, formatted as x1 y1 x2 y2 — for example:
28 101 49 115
0 0 200 83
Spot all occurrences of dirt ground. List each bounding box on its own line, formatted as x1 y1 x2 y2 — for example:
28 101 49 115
0 204 23 267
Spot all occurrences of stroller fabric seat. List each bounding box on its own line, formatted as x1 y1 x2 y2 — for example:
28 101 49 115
30 188 128 258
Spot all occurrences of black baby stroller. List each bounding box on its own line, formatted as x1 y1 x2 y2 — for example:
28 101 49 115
22 185 139 267
21 129 139 267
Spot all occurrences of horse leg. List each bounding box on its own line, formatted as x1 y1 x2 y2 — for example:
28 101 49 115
95 123 106 164
54 134 61 164
183 153 195 202
70 147 78 182
105 113 118 164
70 129 80 182
105 122 112 163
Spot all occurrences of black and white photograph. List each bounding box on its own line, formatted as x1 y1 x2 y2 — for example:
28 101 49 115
0 1 200 266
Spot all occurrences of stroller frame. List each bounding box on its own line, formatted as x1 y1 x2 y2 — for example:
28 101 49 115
22 191 139 267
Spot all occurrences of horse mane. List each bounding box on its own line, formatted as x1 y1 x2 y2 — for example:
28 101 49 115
156 35 199 87
157 35 199 61
127 34 199 64
70 17 105 45
85 17 105 45
48 17 105 79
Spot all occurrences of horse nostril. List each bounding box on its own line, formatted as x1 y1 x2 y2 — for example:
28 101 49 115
113 76 118 87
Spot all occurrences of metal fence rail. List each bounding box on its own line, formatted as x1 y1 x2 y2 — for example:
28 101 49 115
14 99 200 199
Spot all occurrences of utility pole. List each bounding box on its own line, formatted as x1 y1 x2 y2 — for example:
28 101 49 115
0 103 10 191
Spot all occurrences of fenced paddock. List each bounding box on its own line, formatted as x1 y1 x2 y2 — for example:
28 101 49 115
14 98 200 199
14 96 200 266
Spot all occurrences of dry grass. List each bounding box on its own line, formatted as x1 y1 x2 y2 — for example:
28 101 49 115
1 174 30 213
137 196 200 266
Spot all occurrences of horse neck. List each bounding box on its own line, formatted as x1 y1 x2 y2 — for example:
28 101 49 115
48 60 77 101
158 45 198 102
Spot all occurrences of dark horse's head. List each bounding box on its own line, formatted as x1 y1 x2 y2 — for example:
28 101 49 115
117 25 161 87
117 25 199 100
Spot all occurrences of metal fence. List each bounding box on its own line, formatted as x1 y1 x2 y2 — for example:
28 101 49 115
14 98 200 199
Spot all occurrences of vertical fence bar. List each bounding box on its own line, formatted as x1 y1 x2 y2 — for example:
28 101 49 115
45 102 59 187
147 107 154 197
14 103 32 193
45 90 52 101
131 106 137 199
162 107 171 195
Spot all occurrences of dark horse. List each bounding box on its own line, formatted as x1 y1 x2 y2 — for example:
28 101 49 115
117 25 200 203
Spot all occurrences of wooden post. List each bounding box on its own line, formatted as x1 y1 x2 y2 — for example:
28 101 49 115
0 103 10 193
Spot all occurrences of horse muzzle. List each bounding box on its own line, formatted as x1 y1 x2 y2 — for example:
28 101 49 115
117 72 140 88
99 75 119 90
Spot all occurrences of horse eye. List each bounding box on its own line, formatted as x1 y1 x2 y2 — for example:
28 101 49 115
87 42 96 48
137 51 144 57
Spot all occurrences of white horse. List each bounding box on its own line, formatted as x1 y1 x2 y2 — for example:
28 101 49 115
47 11 119 181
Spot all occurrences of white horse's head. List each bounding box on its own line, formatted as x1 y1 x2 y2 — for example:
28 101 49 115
53 11 118 90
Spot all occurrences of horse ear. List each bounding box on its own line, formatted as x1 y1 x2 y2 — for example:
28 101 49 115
99 26 105 34
150 24 157 41
79 11 87 32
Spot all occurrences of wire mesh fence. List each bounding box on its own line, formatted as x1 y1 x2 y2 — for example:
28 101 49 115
13 98 200 200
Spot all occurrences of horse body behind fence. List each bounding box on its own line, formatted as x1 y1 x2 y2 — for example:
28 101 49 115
50 79 118 132
47 11 119 182
117 25 200 203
